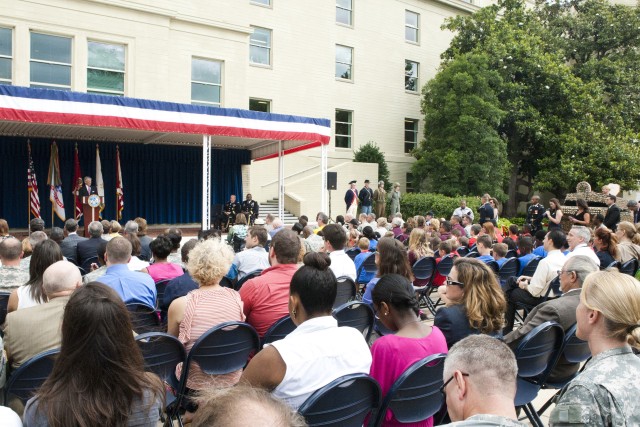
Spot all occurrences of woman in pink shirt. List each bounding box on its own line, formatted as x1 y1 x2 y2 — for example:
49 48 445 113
141 235 183 282
369 274 448 427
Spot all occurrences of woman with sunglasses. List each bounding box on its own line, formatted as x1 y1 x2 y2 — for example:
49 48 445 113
434 258 506 349
550 270 640 426
369 274 447 426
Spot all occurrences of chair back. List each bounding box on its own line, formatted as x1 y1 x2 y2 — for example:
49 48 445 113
395 234 407 242
79 256 98 275
412 257 436 282
261 315 297 349
126 303 161 334
298 373 381 427
334 276 357 308
513 321 564 381
456 246 470 257
464 251 479 258
135 332 185 389
373 354 447 427
333 301 374 342
232 234 246 253
506 249 518 259
346 247 361 261
498 258 520 284
485 260 499 273
620 258 639 276
435 255 455 277
4 348 59 404
235 269 263 291
559 324 591 364
521 256 541 277
155 279 171 306
356 253 378 285
0 291 11 325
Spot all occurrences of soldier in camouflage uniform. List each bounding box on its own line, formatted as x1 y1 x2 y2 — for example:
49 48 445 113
0 237 29 291
550 270 640 426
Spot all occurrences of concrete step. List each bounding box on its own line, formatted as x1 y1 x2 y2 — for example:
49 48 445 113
259 199 297 224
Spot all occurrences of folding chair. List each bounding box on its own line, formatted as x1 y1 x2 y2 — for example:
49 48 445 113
126 303 161 334
135 332 186 426
334 276 357 308
536 324 591 416
4 348 59 405
485 260 499 274
79 256 98 276
0 291 11 326
345 247 361 261
411 256 436 310
356 253 377 290
155 279 171 309
521 256 541 277
513 321 564 427
506 249 518 259
333 301 374 342
372 353 447 427
423 255 455 316
456 246 470 257
234 269 263 291
261 315 297 349
464 251 479 258
514 276 559 325
498 258 520 286
298 373 381 427
620 258 639 276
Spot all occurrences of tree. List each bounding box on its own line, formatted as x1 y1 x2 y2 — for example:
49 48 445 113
353 142 391 190
413 52 508 198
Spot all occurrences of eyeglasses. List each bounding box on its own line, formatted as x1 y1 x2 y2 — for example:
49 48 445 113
445 277 465 288
557 270 574 276
440 372 469 395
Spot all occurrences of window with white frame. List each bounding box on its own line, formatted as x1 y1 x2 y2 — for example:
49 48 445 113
405 10 419 43
336 0 353 26
250 27 272 66
335 109 352 148
0 27 12 85
191 58 222 107
251 0 271 5
405 119 418 153
405 60 419 92
249 98 271 112
87 41 125 96
335 45 353 80
30 32 72 90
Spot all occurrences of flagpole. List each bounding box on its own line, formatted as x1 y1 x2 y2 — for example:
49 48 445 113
28 188 31 234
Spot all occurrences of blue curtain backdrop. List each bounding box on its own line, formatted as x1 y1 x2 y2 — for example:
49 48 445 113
0 136 250 228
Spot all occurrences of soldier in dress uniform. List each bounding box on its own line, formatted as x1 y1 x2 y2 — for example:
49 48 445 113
223 195 242 229
242 193 260 225
526 195 545 234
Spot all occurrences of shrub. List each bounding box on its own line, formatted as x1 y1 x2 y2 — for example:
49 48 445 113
354 141 391 191
400 193 481 220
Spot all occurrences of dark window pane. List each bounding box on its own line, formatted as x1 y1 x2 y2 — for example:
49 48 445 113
405 142 415 153
336 135 351 148
30 61 71 86
249 99 270 112
31 33 71 63
87 69 124 92
335 110 351 123
336 123 351 136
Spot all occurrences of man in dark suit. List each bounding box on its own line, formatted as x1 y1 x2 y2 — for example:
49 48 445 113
242 193 260 225
59 219 87 265
504 255 597 381
344 180 358 216
358 179 374 215
77 176 98 197
76 221 104 272
478 193 495 225
526 195 545 233
603 195 621 231
223 194 242 228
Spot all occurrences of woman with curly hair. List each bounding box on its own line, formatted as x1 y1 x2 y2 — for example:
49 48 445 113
434 258 506 348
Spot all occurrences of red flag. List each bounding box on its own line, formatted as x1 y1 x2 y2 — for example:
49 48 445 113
27 141 41 219
73 143 83 219
116 145 124 220
47 141 66 221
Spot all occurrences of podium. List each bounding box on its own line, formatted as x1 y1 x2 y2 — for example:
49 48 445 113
82 195 103 237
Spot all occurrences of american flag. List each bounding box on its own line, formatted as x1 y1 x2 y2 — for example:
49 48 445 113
27 141 41 219
116 145 124 220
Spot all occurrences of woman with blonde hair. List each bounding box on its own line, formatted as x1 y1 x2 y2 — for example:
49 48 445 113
408 228 434 288
429 218 440 237
434 257 505 348
615 221 640 263
550 271 640 426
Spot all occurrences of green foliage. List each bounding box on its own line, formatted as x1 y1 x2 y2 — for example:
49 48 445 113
354 141 391 191
400 193 481 219
505 216 526 227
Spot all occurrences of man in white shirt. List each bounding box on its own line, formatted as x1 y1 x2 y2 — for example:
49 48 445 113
565 225 600 267
503 229 567 333
452 199 474 222
322 224 356 281
233 226 270 281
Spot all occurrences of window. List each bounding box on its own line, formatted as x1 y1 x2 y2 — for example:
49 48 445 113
251 0 271 5
30 32 72 90
249 98 271 112
335 109 352 148
250 27 272 66
336 0 352 26
191 58 222 107
405 119 418 153
87 41 125 96
336 45 353 80
0 27 11 85
405 60 419 92
406 173 415 193
405 10 419 43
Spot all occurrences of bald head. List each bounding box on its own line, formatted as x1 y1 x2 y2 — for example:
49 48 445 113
0 237 23 262
43 260 82 296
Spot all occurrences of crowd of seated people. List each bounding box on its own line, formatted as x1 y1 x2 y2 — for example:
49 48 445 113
1 195 639 424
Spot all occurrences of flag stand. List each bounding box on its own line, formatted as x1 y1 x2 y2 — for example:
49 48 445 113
27 189 31 235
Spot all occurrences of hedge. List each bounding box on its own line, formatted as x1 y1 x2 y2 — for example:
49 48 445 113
400 193 482 219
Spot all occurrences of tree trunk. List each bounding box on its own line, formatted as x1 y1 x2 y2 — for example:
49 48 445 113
505 165 520 217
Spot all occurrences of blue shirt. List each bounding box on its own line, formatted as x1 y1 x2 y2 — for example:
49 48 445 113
353 251 375 284
369 239 378 251
495 258 508 268
477 254 495 264
99 264 156 309
533 246 547 258
362 278 379 307
518 253 537 276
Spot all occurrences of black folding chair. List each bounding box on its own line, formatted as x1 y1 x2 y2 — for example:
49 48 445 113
411 256 437 309
79 256 98 276
423 255 455 315
334 276 357 308
126 303 161 334
521 256 541 277
345 247 361 261
514 276 559 324
513 321 564 427
4 348 59 405
506 249 518 259
498 258 520 286
135 332 186 426
0 291 11 326
464 251 479 258
536 324 591 416
261 315 297 349
485 260 499 273
456 246 470 257
155 279 171 309
372 354 447 427
620 258 639 276
356 253 377 288
173 322 260 421
234 269 262 291
332 301 374 342
298 373 381 427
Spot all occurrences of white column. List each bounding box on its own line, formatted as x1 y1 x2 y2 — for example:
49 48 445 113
201 135 212 230
320 143 328 213
278 140 284 220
